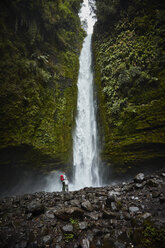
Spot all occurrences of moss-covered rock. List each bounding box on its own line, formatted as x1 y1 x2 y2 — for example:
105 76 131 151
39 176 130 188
93 0 165 175
0 0 84 169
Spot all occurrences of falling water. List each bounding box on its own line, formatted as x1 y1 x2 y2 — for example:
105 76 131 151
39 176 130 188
71 0 100 190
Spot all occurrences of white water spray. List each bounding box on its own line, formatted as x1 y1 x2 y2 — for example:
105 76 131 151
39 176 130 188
71 0 100 190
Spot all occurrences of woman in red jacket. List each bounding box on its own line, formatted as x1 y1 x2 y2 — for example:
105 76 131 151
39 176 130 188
60 174 65 192
60 174 69 192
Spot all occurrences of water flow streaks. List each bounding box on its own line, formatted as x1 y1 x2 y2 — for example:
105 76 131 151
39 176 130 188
71 0 100 190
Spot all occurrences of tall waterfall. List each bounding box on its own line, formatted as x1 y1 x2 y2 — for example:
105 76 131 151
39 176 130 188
71 0 100 190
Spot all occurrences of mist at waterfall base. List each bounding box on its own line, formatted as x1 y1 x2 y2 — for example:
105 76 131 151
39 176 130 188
0 165 67 198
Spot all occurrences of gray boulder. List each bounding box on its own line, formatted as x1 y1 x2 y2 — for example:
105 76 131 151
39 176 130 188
81 201 93 211
62 224 73 233
134 173 145 183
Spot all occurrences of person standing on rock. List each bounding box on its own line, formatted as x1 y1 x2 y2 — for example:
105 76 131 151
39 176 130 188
60 174 65 192
64 174 69 192
60 174 69 192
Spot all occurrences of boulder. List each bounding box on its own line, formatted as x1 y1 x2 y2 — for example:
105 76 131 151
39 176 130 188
134 173 145 183
62 224 73 233
84 212 100 220
152 191 161 198
81 201 93 211
106 192 116 205
54 207 84 220
45 210 55 219
135 183 143 189
146 179 159 187
70 199 81 207
102 210 119 219
129 206 139 213
26 200 45 215
43 235 52 245
111 202 117 211
79 222 88 230
141 212 152 219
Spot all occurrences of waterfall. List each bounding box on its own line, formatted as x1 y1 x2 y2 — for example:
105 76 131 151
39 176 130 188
71 0 100 190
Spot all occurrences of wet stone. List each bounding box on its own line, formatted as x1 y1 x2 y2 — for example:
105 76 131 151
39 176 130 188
43 235 52 244
114 241 126 248
141 212 152 219
146 179 159 187
64 193 73 201
41 226 49 236
37 223 44 228
125 185 134 192
62 224 73 233
123 212 131 220
29 241 38 247
106 192 116 205
135 183 143 189
110 219 118 226
26 200 45 216
93 228 101 235
82 238 90 248
85 212 99 220
102 210 119 219
70 199 81 207
15 241 27 248
56 235 62 242
99 196 106 201
134 173 145 183
56 245 61 248
129 206 139 213
79 221 88 230
45 211 55 219
86 230 94 242
54 207 84 220
26 213 32 220
81 201 93 211
111 202 117 211
152 191 161 198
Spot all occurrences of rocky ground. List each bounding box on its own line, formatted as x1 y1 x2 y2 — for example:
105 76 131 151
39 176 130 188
0 169 165 248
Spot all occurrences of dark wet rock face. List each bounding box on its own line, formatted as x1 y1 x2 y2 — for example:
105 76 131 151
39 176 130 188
0 170 165 248
54 207 84 220
26 200 45 215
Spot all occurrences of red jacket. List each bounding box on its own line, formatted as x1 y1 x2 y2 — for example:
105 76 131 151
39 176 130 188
60 175 64 181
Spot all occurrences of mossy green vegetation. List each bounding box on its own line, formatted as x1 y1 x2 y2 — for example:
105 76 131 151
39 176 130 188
131 221 165 248
141 225 165 248
0 0 84 168
93 0 165 174
65 233 74 242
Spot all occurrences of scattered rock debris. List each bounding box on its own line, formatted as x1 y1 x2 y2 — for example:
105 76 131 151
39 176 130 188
0 169 165 247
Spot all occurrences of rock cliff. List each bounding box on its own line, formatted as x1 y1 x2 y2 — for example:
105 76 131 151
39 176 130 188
0 169 164 247
93 0 165 176
0 0 84 170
